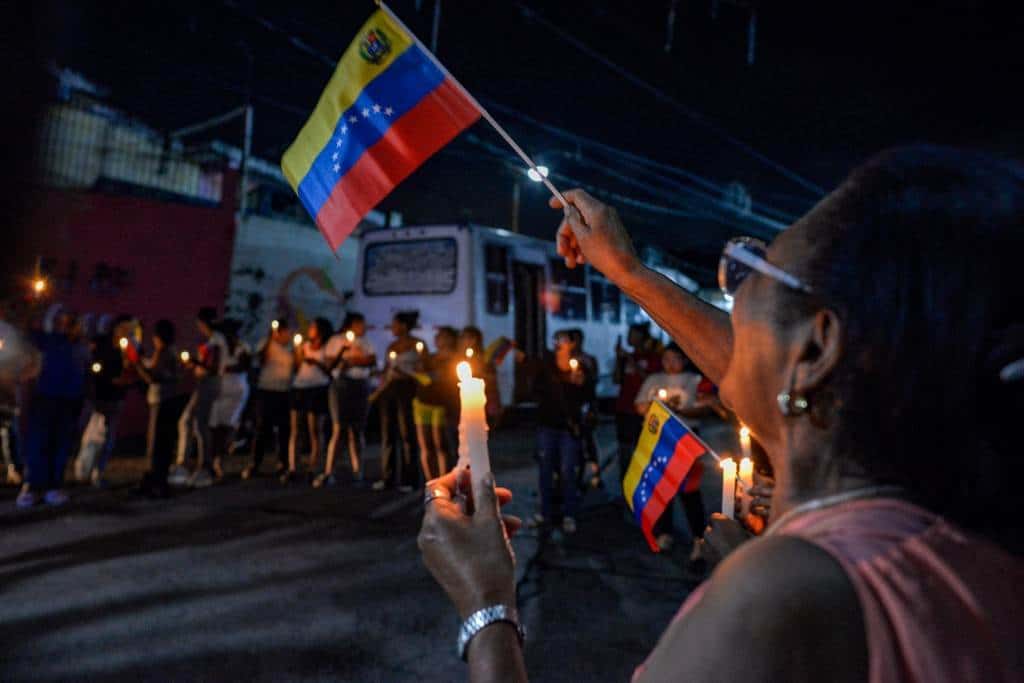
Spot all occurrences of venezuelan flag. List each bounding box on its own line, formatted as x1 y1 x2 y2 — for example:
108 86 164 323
282 8 480 251
624 401 710 552
483 336 515 366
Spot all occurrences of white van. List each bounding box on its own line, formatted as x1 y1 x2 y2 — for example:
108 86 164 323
349 224 700 405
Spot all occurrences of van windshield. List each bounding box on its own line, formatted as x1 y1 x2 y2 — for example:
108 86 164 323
363 238 457 296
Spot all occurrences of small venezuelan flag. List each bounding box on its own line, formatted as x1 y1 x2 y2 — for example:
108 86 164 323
282 8 480 251
483 336 515 366
624 401 710 552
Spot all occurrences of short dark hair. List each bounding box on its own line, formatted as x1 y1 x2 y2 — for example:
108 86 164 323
437 325 458 341
340 311 365 331
154 319 175 345
394 310 419 330
197 307 217 325
629 322 650 336
778 145 1024 546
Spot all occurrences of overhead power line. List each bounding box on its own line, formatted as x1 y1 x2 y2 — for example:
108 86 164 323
515 3 827 198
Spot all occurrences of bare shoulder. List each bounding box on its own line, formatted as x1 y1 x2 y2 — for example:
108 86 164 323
638 535 867 683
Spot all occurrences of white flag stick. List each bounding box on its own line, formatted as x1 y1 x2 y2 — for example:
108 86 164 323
377 1 568 206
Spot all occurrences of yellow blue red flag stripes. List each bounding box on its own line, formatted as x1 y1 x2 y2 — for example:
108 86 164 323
282 8 480 252
623 401 711 552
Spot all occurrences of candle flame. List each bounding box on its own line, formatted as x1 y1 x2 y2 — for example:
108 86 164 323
456 361 473 382
33 278 46 294
345 330 355 342
465 347 474 358
271 319 280 330
569 358 579 370
119 337 129 350
91 362 102 374
739 425 751 439
657 388 668 400
293 333 303 346
720 457 737 470
180 351 190 363
388 350 397 360
416 341 424 352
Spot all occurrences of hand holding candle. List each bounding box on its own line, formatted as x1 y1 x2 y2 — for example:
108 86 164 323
456 361 490 493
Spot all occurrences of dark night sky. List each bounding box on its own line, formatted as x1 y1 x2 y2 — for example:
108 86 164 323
42 0 1024 280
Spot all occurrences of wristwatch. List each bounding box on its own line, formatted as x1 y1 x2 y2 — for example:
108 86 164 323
456 604 526 661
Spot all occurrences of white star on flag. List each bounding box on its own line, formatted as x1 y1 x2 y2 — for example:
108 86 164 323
332 152 339 161
349 115 357 123
341 125 348 134
372 103 381 113
333 163 340 173
384 106 394 116
335 138 342 148
361 108 370 118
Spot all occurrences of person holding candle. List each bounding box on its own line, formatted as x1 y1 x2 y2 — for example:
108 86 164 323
529 329 595 534
208 318 251 482
242 318 295 480
419 148 1024 681
132 319 184 498
319 312 376 488
282 317 332 484
459 326 501 424
372 311 423 492
412 326 460 482
170 307 226 489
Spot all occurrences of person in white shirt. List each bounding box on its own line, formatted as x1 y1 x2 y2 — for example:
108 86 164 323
208 318 251 481
635 343 716 551
282 317 333 484
317 312 376 488
242 318 295 480
171 307 226 489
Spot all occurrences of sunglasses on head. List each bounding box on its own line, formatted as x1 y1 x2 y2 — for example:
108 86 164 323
717 237 814 299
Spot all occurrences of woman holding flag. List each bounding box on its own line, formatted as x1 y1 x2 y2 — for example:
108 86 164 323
417 147 1023 681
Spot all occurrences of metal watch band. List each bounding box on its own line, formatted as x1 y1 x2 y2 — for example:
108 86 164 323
456 604 526 661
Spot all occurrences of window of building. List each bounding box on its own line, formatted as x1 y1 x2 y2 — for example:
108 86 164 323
363 238 457 296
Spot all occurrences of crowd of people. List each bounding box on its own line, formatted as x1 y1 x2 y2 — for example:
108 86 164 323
6 299 690 544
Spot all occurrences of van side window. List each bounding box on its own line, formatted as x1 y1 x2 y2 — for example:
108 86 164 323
549 258 587 320
589 272 621 324
485 244 509 315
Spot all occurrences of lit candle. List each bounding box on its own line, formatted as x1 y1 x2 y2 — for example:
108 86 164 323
345 330 356 343
180 350 190 363
293 333 303 347
721 458 737 519
416 341 425 353
465 347 474 359
271 319 280 331
739 425 752 461
657 388 668 401
33 278 46 294
738 456 754 516
569 357 579 371
456 361 490 484
119 337 129 350
388 350 397 364
91 362 102 374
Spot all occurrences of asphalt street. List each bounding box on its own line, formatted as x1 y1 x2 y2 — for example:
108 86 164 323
0 419 733 682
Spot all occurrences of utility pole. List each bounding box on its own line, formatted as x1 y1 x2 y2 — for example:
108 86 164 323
430 0 441 53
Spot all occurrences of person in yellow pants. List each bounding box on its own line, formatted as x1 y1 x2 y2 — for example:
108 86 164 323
413 326 459 481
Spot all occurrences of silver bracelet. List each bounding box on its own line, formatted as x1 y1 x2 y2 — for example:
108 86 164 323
456 604 526 661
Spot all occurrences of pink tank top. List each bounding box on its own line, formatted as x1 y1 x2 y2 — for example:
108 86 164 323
636 499 1022 682
775 499 1022 682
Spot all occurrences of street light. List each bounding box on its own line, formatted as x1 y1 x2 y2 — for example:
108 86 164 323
526 165 549 183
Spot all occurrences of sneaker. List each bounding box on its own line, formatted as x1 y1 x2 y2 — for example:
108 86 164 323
6 464 22 486
168 465 190 487
279 470 295 485
371 480 387 491
240 465 255 481
43 489 70 507
656 533 675 552
15 486 37 509
188 470 214 489
562 516 577 535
